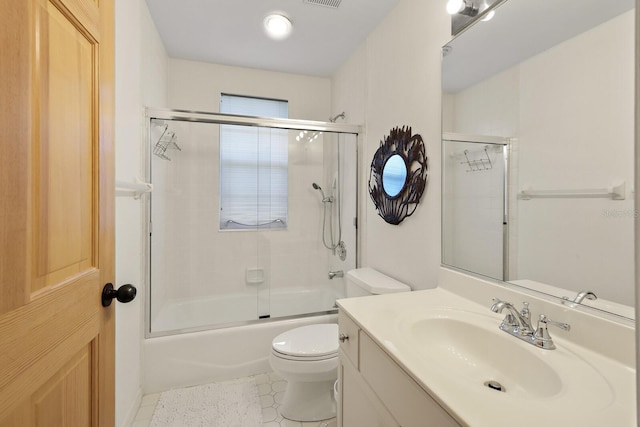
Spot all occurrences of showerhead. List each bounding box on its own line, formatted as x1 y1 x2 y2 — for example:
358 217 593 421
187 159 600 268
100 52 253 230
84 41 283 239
329 112 345 123
312 182 331 203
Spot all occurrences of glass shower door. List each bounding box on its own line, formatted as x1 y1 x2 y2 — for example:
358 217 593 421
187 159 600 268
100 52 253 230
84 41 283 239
147 111 359 336
149 119 263 334
266 130 358 319
442 138 508 281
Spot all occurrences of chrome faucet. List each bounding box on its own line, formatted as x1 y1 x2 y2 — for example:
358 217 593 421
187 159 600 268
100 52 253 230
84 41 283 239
328 270 344 279
572 291 597 304
562 290 597 306
490 298 570 350
490 298 533 335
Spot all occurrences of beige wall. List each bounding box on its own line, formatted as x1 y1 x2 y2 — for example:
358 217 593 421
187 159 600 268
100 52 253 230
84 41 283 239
167 59 331 121
332 0 451 290
114 0 168 425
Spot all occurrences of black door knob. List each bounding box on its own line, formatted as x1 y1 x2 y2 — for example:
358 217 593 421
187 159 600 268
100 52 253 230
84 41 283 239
102 283 137 307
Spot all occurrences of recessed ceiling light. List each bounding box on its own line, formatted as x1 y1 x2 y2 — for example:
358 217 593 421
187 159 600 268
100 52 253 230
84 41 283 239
264 14 292 40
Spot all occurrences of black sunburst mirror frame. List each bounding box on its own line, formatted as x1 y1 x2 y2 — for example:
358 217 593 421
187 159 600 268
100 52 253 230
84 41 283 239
368 126 428 225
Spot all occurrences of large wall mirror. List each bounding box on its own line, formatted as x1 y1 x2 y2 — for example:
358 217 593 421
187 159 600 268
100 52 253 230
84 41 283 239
442 0 635 319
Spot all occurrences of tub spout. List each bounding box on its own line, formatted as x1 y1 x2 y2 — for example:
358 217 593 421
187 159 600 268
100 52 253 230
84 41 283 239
328 271 344 280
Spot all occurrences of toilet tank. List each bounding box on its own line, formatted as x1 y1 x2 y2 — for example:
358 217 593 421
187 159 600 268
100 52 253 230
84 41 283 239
345 267 411 297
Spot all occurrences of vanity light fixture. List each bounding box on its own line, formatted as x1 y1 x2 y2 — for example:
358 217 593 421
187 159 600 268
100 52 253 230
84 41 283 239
481 10 495 21
263 13 292 40
480 1 495 21
446 0 479 17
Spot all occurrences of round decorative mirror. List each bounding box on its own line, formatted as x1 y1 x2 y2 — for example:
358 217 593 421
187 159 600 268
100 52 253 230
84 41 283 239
368 126 428 225
382 154 407 198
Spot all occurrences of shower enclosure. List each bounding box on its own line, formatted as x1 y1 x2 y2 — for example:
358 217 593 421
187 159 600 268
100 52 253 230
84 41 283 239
442 133 510 281
145 109 359 336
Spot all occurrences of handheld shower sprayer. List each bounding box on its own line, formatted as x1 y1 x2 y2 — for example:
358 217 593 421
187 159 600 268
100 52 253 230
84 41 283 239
312 183 332 203
312 181 343 256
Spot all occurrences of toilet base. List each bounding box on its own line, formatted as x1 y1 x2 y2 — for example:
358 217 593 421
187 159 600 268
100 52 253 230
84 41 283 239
280 379 336 422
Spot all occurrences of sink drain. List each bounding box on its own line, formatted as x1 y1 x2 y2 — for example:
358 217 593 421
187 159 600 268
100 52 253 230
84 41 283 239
484 380 506 392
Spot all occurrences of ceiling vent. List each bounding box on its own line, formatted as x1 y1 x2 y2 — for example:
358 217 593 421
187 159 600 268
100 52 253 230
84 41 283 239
304 0 342 9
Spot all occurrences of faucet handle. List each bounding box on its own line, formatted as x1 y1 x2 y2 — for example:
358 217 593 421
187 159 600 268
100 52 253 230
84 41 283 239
533 314 571 350
543 315 571 332
518 302 532 334
520 302 530 320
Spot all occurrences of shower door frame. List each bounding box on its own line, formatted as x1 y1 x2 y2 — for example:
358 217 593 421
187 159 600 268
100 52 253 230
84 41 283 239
143 108 362 338
441 132 511 281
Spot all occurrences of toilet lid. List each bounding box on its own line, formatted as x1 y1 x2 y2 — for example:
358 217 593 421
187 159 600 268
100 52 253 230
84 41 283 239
272 324 338 358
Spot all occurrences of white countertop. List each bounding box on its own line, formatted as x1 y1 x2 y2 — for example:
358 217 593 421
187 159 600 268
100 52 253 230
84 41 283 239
337 287 636 427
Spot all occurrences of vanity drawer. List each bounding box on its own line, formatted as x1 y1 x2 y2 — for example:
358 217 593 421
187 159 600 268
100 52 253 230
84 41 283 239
338 310 360 369
359 333 461 427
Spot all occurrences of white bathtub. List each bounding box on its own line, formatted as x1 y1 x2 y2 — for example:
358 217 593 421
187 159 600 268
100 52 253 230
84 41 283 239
143 288 339 393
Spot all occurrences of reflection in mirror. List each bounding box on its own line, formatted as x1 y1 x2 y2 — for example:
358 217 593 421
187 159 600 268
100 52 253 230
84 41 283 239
442 136 508 280
441 0 635 319
382 154 407 198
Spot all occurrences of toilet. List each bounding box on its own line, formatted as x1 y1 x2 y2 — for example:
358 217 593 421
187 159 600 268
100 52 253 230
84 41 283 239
269 267 411 421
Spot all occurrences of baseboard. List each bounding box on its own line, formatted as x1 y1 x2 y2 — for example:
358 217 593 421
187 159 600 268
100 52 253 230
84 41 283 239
118 387 143 427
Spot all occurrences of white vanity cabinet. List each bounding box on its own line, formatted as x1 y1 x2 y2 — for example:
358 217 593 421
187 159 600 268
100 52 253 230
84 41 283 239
337 310 461 427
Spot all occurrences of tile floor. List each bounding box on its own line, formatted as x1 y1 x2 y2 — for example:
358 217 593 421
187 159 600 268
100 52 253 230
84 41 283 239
130 372 337 427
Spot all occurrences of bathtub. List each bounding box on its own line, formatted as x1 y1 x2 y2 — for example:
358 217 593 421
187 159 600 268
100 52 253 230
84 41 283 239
151 287 340 332
143 287 339 393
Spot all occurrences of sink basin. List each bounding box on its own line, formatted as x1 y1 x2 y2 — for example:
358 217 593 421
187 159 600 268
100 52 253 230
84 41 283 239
396 309 613 404
408 315 562 398
340 287 633 426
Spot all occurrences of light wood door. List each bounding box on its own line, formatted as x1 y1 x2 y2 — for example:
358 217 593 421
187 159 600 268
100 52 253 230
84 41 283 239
0 0 115 425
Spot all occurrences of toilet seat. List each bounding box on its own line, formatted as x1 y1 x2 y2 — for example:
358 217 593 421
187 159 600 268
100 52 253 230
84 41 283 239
271 324 338 361
272 350 338 362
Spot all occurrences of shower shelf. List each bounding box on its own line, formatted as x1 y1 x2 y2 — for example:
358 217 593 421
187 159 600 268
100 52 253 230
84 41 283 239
153 124 181 161
519 182 626 200
460 146 492 172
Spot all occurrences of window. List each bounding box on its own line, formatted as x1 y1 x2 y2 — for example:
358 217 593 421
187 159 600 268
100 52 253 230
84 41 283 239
219 94 288 230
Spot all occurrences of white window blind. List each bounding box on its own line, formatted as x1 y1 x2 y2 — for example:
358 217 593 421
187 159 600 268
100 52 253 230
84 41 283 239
219 94 288 230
